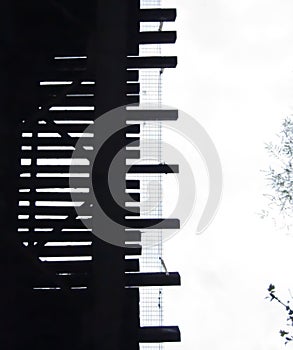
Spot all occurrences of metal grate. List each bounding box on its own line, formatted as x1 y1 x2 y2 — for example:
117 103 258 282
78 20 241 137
138 1 165 349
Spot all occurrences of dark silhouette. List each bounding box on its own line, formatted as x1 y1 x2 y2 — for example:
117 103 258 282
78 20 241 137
0 1 180 349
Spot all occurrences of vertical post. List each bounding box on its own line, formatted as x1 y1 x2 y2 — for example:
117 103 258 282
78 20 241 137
91 1 129 348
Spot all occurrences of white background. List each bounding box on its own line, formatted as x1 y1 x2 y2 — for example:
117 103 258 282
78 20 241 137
160 1 293 349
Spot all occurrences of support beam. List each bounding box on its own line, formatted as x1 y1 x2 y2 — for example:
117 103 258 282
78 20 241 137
139 326 181 343
125 272 181 287
128 164 179 174
139 31 176 45
126 180 140 189
125 218 180 229
124 244 142 256
125 230 142 241
139 9 177 22
127 109 178 121
127 56 177 69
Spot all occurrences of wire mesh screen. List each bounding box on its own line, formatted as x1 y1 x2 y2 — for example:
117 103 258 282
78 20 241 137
138 0 164 349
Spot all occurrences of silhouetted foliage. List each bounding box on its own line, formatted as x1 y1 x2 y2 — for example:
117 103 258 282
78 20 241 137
267 284 293 345
261 118 293 229
263 119 293 345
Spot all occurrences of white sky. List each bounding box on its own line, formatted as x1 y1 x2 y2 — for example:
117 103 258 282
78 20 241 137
160 1 293 349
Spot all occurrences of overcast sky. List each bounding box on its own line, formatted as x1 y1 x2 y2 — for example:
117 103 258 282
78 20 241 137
160 1 293 349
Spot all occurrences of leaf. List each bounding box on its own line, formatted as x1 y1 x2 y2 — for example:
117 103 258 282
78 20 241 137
280 330 289 337
268 284 275 292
